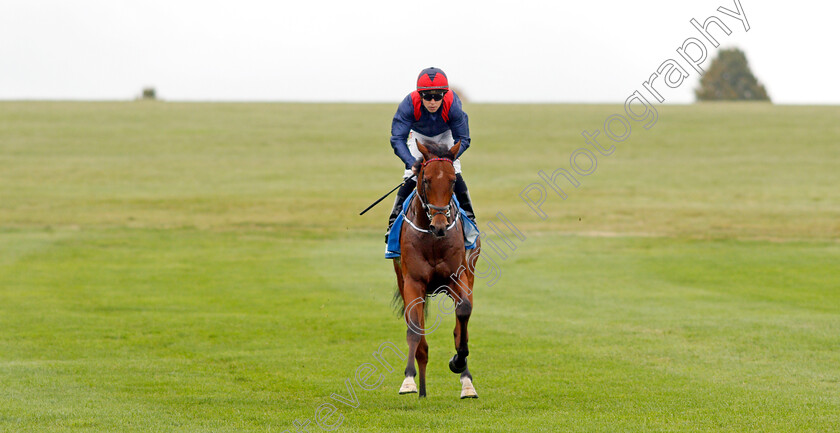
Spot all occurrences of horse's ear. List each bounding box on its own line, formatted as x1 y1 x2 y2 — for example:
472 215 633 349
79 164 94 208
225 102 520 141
449 141 461 159
416 139 433 160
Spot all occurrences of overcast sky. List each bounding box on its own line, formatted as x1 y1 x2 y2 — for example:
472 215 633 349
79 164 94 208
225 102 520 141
1 0 836 104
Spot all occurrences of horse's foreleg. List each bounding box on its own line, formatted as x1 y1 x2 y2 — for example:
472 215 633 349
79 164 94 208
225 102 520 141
400 279 426 397
416 335 428 397
407 299 428 398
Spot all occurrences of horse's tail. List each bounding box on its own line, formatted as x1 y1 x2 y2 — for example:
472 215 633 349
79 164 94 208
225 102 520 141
391 285 405 317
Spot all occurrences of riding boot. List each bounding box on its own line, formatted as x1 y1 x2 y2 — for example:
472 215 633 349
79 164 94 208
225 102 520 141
454 174 476 223
385 178 417 243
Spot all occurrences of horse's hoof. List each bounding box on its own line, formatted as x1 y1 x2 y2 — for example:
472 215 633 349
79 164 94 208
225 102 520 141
460 377 478 399
449 354 467 374
399 377 418 394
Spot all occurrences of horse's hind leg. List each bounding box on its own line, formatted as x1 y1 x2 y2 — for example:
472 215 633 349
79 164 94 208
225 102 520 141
456 241 479 398
450 288 477 398
449 240 481 373
451 300 478 399
449 294 472 374
459 368 477 399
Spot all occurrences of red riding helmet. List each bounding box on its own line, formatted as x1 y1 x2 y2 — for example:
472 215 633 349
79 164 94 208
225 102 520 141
417 67 449 92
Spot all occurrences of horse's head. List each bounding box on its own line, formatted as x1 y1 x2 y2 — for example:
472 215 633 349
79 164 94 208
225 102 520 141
415 139 461 238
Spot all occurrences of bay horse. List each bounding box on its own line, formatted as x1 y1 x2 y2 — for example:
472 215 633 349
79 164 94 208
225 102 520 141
392 139 480 399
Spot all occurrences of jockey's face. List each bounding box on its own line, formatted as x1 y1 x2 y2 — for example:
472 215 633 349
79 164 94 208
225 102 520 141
421 91 445 113
423 98 441 113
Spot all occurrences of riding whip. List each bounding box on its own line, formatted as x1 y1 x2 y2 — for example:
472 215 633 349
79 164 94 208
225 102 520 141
359 174 416 215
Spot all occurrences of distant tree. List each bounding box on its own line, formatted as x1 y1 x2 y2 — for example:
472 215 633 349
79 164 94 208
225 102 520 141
695 48 770 102
141 87 157 100
450 86 469 103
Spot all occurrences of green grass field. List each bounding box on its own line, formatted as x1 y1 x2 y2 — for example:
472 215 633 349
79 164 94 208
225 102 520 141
1 101 839 432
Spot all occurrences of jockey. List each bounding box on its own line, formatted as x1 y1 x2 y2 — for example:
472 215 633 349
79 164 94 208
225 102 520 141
386 67 476 241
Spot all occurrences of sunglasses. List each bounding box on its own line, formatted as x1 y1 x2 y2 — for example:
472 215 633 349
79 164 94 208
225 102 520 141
421 92 445 101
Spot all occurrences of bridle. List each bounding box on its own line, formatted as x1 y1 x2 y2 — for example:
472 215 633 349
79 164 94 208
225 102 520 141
404 157 460 234
418 158 454 220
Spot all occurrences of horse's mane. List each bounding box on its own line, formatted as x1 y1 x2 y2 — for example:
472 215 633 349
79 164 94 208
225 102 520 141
410 142 453 173
424 142 454 159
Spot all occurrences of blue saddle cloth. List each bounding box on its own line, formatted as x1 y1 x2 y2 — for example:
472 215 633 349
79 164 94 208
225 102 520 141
385 190 479 259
